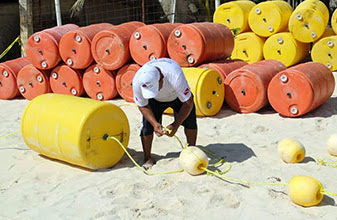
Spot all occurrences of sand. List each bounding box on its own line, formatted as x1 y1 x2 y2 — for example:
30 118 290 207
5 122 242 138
1 73 337 220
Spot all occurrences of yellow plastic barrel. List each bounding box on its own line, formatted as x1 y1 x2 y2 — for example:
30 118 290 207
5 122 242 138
248 1 293 37
311 36 337 71
213 1 256 35
288 0 329 43
231 32 265 64
263 32 310 67
165 68 224 116
332 9 337 34
21 94 130 170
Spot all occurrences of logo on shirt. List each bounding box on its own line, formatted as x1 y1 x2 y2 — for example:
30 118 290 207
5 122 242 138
184 88 190 96
141 82 153 88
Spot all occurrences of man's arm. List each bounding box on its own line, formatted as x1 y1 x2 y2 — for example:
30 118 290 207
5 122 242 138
165 96 194 137
138 105 165 137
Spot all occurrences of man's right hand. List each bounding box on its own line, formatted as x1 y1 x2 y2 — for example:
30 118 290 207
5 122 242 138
154 123 165 137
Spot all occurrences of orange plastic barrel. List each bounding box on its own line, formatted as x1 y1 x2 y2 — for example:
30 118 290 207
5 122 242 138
83 64 118 101
224 60 286 113
129 23 181 65
115 63 141 102
268 62 335 117
91 21 145 70
17 64 52 100
0 57 31 99
167 22 234 67
59 23 113 69
199 60 248 82
26 24 79 70
50 64 84 96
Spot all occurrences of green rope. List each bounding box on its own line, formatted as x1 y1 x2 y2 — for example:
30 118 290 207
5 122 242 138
0 130 20 140
201 167 288 187
316 155 337 169
107 135 183 175
0 36 21 61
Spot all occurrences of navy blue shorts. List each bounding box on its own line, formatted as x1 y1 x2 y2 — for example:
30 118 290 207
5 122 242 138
140 98 197 136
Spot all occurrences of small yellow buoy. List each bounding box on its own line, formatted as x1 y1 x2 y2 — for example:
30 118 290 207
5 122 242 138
278 138 305 163
179 146 209 175
213 1 256 35
230 32 265 64
248 1 293 37
288 176 324 207
327 134 337 156
263 32 310 67
288 0 329 43
311 36 337 71
21 93 130 170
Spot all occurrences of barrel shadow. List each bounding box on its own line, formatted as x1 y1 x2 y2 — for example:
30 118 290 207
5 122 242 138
215 104 276 119
301 97 337 118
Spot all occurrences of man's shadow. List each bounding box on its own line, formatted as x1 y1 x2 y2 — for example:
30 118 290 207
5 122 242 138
111 142 255 171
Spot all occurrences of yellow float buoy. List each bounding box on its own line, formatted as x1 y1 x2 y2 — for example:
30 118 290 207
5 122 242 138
288 176 324 207
165 67 224 116
278 138 305 163
213 1 256 35
248 1 293 37
311 36 337 71
327 134 337 156
288 0 329 43
263 32 310 67
179 146 209 175
230 32 265 64
21 93 130 170
332 9 337 34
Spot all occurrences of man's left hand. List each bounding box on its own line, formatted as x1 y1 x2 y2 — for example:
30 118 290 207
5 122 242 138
165 123 178 137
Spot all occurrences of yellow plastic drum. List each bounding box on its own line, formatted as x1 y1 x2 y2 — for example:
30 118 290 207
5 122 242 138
311 36 337 71
21 94 130 170
289 0 329 43
248 1 293 37
231 32 265 64
213 1 256 35
166 68 224 116
263 32 310 67
332 9 337 34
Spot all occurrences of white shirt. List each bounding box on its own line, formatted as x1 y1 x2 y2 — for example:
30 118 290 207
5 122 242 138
133 58 192 107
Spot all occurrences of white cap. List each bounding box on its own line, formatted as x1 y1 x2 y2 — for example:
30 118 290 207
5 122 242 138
139 65 160 99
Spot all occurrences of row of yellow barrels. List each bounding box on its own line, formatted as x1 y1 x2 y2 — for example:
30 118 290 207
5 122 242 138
25 21 234 71
214 0 333 40
214 0 337 70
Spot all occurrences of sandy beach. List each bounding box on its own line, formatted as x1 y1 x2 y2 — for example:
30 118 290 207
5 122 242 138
1 73 337 220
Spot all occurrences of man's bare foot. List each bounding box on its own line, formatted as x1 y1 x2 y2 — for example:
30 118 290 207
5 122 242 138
142 158 154 171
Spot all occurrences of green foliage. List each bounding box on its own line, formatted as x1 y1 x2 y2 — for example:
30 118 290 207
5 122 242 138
232 28 241 36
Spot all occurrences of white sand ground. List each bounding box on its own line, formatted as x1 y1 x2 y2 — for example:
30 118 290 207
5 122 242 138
1 73 337 220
